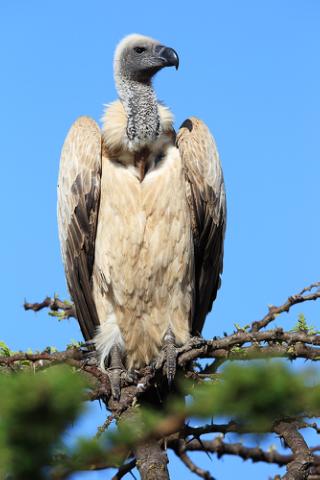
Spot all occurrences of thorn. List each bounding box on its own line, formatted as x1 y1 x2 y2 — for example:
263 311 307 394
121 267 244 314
196 436 212 461
185 435 195 446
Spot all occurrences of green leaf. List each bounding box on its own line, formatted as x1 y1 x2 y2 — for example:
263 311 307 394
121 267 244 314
0 341 11 357
291 313 319 334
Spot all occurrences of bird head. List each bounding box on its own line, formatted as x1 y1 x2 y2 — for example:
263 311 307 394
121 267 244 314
114 34 179 84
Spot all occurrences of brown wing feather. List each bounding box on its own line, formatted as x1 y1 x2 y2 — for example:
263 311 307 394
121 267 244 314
177 117 226 335
57 116 102 340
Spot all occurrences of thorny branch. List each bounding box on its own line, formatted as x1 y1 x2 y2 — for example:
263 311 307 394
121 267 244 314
53 435 320 479
250 282 320 332
24 295 76 320
274 421 314 480
111 459 136 480
1 329 319 406
13 282 320 478
172 439 214 480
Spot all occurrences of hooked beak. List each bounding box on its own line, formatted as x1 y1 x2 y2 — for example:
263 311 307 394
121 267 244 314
154 45 179 70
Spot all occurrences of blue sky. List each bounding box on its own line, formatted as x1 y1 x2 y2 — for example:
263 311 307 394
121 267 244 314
1 1 319 478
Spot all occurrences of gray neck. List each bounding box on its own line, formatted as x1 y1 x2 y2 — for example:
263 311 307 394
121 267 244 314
115 75 160 146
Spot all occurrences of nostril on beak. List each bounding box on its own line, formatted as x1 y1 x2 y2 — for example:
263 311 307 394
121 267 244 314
154 45 179 70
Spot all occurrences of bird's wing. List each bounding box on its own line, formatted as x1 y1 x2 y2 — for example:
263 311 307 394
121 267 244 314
176 117 226 335
57 116 102 340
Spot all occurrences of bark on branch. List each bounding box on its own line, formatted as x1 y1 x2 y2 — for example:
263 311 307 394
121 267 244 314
251 282 320 332
274 421 314 480
24 296 76 319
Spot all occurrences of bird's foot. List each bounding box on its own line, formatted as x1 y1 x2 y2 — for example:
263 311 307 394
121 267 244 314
106 345 135 400
156 328 178 387
79 341 98 366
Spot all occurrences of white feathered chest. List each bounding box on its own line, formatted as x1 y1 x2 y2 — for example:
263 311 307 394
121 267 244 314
92 102 193 369
58 96 225 374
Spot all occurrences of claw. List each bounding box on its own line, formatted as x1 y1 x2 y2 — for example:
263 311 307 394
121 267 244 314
80 342 98 366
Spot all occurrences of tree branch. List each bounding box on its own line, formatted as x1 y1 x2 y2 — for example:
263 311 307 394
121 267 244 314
177 328 320 367
134 440 169 480
250 282 320 332
179 436 292 465
274 421 314 479
0 349 83 367
111 459 137 480
172 439 214 479
0 330 319 408
24 296 76 320
19 281 320 479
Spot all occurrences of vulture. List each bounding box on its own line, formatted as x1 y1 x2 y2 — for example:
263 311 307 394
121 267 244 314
58 34 226 397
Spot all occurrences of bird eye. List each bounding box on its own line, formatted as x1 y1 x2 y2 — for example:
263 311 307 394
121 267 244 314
134 47 146 54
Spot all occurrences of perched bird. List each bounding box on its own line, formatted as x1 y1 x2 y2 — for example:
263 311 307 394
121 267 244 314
57 34 226 397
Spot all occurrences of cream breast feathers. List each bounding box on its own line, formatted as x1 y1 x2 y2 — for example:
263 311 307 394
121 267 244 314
101 100 174 154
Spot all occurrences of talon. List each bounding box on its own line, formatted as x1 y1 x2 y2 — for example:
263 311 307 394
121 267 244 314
126 369 138 384
187 335 204 349
80 343 98 366
84 354 98 367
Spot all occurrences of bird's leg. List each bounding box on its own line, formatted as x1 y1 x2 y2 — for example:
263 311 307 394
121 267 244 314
106 345 127 400
106 345 137 400
160 327 178 386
